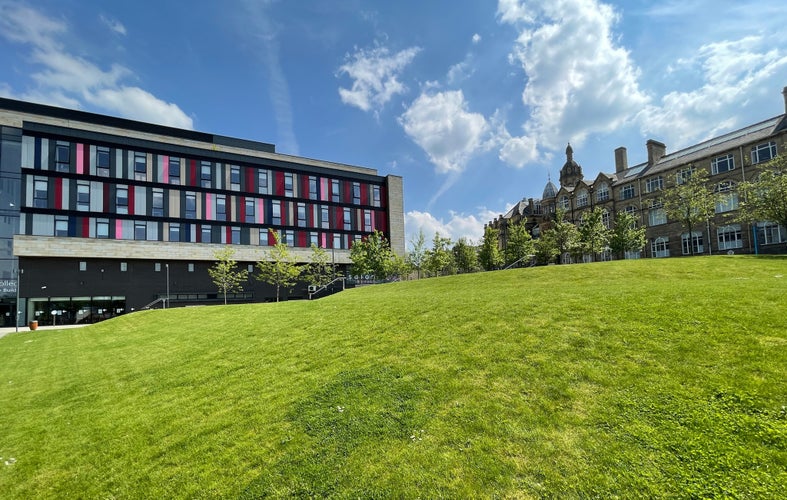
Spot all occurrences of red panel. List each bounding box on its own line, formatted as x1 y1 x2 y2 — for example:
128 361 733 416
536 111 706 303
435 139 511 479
344 181 351 203
301 175 309 198
196 224 202 243
81 217 90 237
268 230 277 246
54 177 63 209
247 167 255 192
103 184 110 211
189 159 197 186
361 184 368 205
128 187 135 215
377 211 388 233
226 226 232 243
239 196 246 222
298 231 307 248
275 172 285 196
336 206 343 227
307 204 314 227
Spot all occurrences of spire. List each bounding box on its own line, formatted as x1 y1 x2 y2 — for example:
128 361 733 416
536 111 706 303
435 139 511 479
566 142 573 162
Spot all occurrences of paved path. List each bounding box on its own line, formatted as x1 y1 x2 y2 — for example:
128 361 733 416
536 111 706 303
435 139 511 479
0 323 89 340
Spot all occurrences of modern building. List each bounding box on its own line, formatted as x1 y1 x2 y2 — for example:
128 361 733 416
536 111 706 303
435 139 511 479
0 97 404 327
489 86 787 262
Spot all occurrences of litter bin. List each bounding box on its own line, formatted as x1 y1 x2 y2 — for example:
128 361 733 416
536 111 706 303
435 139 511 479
29 320 38 330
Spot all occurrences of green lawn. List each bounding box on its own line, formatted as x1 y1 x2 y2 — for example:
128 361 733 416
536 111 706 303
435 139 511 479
1 256 786 498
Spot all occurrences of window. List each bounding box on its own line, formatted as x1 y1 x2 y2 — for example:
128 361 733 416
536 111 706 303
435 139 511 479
116 186 128 214
33 178 48 208
331 179 340 202
79 261 87 271
648 202 666 226
333 233 342 249
711 154 735 175
310 232 319 247
155 263 162 272
231 227 241 245
624 250 641 260
185 193 196 219
97 147 110 177
96 219 109 239
134 221 146 240
676 167 695 185
201 161 212 188
201 225 212 243
651 237 669 258
681 232 704 255
620 184 636 200
77 182 90 211
321 206 330 229
352 182 361 204
559 195 570 210
134 152 147 181
120 262 128 272
373 186 381 207
297 203 307 227
343 208 352 230
576 190 588 208
751 141 776 164
271 202 281 225
624 205 637 216
645 176 663 193
715 181 738 213
309 176 318 200
717 225 743 250
245 200 255 223
216 195 227 221
152 188 164 217
284 173 294 197
756 222 786 245
282 230 294 246
230 166 241 190
55 142 70 172
169 223 180 242
55 216 69 237
601 209 610 229
364 210 372 229
259 230 269 246
596 183 609 202
188 263 195 272
258 170 269 194
533 202 543 215
169 157 181 185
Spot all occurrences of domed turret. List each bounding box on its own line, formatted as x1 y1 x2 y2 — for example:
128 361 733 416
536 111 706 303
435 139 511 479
542 179 557 199
559 142 583 188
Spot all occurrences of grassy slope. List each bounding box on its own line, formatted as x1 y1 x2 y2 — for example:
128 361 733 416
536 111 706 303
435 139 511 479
1 256 786 498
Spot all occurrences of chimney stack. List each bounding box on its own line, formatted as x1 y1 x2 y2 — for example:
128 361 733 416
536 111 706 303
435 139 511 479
646 139 667 166
782 86 787 114
614 147 628 173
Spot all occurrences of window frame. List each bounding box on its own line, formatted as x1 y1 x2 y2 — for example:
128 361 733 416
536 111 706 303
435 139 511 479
751 141 777 164
711 154 735 175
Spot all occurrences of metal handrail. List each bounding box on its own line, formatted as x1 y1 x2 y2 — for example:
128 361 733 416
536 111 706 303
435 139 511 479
141 297 167 310
308 277 346 299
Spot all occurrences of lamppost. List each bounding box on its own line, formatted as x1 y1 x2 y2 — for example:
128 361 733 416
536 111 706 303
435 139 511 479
14 267 22 333
165 263 170 309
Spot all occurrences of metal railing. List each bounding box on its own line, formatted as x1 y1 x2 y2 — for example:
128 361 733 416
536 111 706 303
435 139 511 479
308 277 346 300
141 297 168 310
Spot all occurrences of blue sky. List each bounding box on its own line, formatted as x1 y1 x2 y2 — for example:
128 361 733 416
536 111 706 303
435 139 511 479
2 0 787 247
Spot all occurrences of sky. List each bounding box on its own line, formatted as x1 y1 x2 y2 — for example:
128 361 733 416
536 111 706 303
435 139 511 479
2 0 787 248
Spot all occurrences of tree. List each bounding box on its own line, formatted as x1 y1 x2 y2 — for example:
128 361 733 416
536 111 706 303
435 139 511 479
533 230 559 265
453 238 479 273
551 209 580 264
578 207 610 262
738 154 787 231
609 211 646 259
256 230 302 302
349 230 399 281
406 229 427 279
505 221 534 267
302 244 338 289
208 247 249 305
479 226 504 271
424 232 455 277
661 168 716 255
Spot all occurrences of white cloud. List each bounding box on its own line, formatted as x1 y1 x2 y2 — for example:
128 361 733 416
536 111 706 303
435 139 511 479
472 33 481 44
100 14 127 36
497 0 649 165
399 90 490 174
405 208 500 248
637 35 787 146
337 45 421 114
0 2 193 129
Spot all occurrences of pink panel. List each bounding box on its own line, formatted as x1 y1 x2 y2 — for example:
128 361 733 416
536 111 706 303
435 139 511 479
206 193 213 219
321 233 327 248
162 156 169 183
371 211 376 231
257 199 264 223
321 178 329 201
115 220 123 239
76 143 85 174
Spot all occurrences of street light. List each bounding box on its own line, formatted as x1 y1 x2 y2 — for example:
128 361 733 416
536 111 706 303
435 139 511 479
165 263 170 309
14 267 22 333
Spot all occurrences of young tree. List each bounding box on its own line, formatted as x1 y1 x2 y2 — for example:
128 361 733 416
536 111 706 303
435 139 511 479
479 226 504 271
609 211 646 259
302 244 338 289
208 246 249 305
349 230 398 281
533 229 559 265
578 207 610 262
452 238 479 273
505 221 534 267
661 168 716 255
738 154 787 231
256 230 302 302
407 229 427 279
424 232 455 277
551 209 580 264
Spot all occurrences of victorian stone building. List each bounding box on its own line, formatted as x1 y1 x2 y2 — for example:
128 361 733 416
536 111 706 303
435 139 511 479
488 87 787 261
